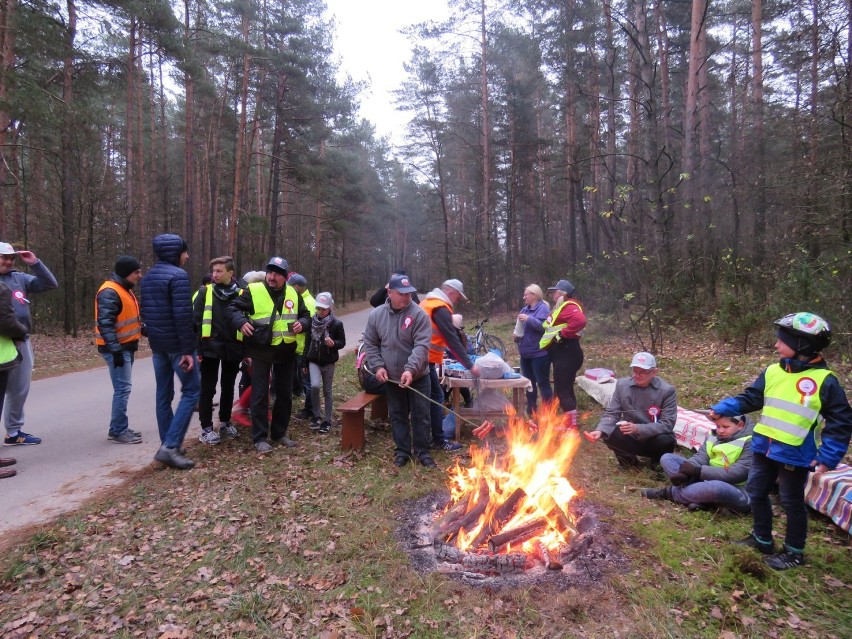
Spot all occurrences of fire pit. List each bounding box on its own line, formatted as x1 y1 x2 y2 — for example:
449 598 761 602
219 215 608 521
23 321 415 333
397 404 625 586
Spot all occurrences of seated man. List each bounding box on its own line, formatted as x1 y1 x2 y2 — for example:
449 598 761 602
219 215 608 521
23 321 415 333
583 352 677 466
643 414 753 512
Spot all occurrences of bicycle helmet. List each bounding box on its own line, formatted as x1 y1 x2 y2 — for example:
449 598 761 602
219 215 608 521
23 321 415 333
773 312 831 355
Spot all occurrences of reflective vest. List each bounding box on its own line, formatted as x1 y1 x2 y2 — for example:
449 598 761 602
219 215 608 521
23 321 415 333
705 434 752 485
0 334 18 366
539 300 583 349
420 296 453 364
754 364 831 446
295 290 316 355
94 281 142 346
239 282 299 345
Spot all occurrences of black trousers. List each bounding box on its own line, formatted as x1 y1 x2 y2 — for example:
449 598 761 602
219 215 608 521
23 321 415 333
198 356 240 428
547 338 584 412
249 349 296 443
604 429 676 465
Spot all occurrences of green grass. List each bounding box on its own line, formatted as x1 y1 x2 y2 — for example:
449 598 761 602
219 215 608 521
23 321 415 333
1 314 850 638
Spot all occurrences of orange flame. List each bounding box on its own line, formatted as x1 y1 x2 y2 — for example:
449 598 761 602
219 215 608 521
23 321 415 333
444 401 581 553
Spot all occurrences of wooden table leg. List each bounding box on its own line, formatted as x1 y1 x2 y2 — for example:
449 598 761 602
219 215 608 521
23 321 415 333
453 387 461 440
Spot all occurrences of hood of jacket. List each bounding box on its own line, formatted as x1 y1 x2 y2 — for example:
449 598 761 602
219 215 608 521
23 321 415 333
152 234 187 266
424 287 452 307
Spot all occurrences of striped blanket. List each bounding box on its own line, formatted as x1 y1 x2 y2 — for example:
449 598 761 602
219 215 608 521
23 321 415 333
805 464 852 534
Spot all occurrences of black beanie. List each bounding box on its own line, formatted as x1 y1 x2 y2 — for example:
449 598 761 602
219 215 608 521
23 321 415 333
776 327 815 357
115 255 141 279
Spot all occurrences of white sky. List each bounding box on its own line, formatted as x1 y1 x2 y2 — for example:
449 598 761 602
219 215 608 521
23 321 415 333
324 0 450 145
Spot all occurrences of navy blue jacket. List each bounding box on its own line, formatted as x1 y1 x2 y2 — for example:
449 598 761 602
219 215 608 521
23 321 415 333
140 234 195 355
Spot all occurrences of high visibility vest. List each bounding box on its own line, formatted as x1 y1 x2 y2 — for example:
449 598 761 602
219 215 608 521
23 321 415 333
200 285 215 338
705 434 752 485
754 364 831 446
94 281 142 346
420 296 452 364
295 290 316 355
0 334 18 366
239 282 299 345
539 300 583 349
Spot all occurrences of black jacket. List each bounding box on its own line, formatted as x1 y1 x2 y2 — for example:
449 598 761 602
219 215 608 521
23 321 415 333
95 274 140 354
0 281 27 371
193 282 244 361
304 316 346 366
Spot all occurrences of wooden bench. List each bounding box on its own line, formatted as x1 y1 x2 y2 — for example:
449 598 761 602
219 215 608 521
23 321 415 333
339 391 387 451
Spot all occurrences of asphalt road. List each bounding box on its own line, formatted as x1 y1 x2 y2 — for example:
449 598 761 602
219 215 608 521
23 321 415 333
0 305 374 537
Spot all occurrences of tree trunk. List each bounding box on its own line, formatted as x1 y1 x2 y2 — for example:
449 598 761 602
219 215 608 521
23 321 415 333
228 9 251 255
61 0 77 336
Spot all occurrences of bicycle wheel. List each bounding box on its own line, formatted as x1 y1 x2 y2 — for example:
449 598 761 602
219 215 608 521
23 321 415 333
483 334 506 357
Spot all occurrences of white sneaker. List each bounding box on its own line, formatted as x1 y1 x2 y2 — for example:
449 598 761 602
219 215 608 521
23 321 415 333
199 428 221 445
219 422 239 439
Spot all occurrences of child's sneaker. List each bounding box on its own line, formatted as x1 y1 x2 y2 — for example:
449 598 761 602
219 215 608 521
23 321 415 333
219 422 239 439
765 548 805 570
199 428 221 445
735 532 775 555
4 430 42 446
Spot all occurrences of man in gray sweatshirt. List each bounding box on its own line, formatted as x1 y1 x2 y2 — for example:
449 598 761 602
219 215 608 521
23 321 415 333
0 242 58 446
362 274 436 469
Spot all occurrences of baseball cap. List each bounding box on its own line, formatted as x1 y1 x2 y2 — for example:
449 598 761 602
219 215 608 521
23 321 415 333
266 256 288 275
0 242 17 256
388 273 417 293
315 292 334 309
630 352 657 370
443 279 468 301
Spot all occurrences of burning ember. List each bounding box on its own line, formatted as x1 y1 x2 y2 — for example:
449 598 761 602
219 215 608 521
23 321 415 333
430 402 583 573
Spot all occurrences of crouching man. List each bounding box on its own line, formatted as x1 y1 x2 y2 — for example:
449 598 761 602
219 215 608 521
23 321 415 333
643 413 753 513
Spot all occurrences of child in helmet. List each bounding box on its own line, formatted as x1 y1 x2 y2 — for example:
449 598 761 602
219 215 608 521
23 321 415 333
709 312 852 570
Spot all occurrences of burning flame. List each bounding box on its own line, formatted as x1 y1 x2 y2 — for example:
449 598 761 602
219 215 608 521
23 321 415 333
443 401 581 554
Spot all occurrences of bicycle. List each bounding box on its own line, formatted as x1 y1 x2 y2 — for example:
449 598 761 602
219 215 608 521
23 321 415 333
468 318 506 356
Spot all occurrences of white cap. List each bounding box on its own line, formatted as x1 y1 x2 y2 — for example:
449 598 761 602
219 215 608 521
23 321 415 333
315 292 334 309
0 242 17 256
630 352 657 370
443 279 468 301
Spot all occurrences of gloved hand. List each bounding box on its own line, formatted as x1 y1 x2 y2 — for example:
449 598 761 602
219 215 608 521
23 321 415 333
670 472 689 486
112 352 125 368
679 461 701 480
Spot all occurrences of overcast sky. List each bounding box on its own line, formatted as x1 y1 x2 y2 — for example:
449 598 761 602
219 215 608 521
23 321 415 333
323 0 449 145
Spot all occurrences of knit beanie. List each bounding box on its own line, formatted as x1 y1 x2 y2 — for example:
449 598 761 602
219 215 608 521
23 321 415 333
115 255 141 279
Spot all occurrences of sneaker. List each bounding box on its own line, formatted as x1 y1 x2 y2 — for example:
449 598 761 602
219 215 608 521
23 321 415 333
319 421 331 434
4 431 42 446
641 487 672 500
127 429 142 438
272 435 297 447
254 441 273 453
735 533 775 555
418 453 437 469
219 422 239 439
154 445 195 470
109 430 143 444
309 418 322 431
393 454 409 467
296 409 313 420
439 440 463 452
765 548 806 570
199 428 221 445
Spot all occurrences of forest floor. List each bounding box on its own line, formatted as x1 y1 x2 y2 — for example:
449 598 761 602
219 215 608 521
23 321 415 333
2 315 850 638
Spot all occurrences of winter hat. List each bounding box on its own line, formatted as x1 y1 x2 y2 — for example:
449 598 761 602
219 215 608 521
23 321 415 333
115 255 141 278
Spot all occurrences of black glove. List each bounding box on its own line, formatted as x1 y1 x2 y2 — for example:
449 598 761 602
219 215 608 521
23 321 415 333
679 461 701 480
112 352 125 368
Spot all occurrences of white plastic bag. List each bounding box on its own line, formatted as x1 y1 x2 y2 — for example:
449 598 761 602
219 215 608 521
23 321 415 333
476 351 512 379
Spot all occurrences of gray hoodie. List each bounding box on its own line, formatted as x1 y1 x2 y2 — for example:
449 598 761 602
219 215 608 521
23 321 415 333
684 418 755 485
362 297 431 382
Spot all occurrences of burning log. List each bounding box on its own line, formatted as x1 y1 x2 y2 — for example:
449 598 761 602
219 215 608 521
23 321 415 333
430 492 473 537
467 487 528 549
434 541 467 564
487 518 548 553
559 531 594 563
461 552 530 575
442 485 489 541
534 540 563 570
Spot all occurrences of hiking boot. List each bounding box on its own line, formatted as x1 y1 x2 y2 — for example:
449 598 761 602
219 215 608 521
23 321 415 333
735 533 775 555
0 468 16 479
418 453 438 469
254 441 273 453
109 430 143 444
219 422 239 439
319 421 331 434
199 428 221 445
765 547 806 571
154 445 195 470
641 486 672 500
393 454 409 467
309 418 322 431
4 431 42 446
272 435 297 447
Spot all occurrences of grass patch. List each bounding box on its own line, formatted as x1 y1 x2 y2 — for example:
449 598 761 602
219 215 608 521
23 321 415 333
1 314 850 637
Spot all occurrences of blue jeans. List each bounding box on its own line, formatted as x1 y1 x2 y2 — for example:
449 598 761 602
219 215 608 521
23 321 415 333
747 452 809 552
101 350 135 435
520 355 552 416
661 453 750 511
152 352 201 448
427 364 446 443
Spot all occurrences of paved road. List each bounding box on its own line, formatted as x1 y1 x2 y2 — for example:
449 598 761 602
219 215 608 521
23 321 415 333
0 305 374 537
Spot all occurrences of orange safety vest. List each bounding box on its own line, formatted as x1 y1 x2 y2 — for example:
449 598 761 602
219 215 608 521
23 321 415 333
95 281 142 346
420 296 452 364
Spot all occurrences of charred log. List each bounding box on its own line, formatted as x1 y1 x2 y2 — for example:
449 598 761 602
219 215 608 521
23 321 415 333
487 518 547 553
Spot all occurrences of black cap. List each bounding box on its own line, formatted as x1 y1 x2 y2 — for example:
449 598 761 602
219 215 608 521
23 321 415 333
266 257 288 275
115 255 141 279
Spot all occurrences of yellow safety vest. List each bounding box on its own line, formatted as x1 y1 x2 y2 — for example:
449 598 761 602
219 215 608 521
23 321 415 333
94 281 142 346
754 364 831 446
0 334 18 366
539 300 583 349
295 290 316 355
705 434 752 485
239 282 299 345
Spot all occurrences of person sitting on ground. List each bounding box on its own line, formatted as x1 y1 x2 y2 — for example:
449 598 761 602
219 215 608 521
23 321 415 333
583 352 677 466
304 292 346 434
370 268 420 307
710 312 852 571
643 413 753 513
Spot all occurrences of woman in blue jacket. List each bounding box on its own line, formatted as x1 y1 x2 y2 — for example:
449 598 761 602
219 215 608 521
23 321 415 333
514 284 552 417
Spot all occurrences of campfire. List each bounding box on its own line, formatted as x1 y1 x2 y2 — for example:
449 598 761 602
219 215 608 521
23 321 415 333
430 402 586 575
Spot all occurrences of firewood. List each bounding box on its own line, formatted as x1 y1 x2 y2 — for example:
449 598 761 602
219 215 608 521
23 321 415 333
461 551 530 575
487 517 548 553
433 540 467 564
467 487 528 549
431 492 473 536
559 531 593 563
442 485 489 541
534 540 563 570
539 495 578 538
